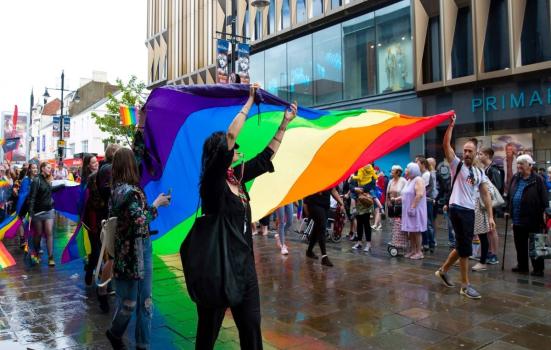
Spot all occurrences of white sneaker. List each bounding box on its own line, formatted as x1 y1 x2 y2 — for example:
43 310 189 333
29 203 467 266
281 245 288 255
363 244 371 253
375 225 382 231
371 225 377 230
352 243 362 250
472 263 487 272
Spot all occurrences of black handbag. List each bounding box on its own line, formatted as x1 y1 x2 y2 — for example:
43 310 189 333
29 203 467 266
387 204 402 218
180 213 248 308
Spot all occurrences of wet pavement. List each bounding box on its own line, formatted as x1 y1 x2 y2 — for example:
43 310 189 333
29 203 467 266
0 216 550 349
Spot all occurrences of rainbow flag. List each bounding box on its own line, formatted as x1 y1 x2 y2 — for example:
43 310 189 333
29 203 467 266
60 222 91 264
0 214 22 240
0 241 16 269
140 85 452 255
119 104 138 126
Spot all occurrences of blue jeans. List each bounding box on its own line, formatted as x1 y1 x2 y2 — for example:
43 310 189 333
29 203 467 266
276 204 294 246
422 200 436 248
110 237 153 349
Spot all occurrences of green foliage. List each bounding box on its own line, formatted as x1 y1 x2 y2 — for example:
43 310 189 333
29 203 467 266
92 76 146 146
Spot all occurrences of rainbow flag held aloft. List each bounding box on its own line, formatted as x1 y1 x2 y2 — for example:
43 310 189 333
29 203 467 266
61 223 91 264
0 214 22 240
0 241 16 269
119 104 138 126
141 85 452 255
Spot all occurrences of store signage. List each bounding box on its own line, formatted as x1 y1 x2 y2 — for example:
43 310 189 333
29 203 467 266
471 87 551 112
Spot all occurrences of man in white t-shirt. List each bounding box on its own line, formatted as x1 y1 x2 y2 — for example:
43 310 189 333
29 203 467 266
435 115 495 300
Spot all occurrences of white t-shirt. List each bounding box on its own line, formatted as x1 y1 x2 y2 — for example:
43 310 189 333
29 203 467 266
449 156 489 210
421 171 430 186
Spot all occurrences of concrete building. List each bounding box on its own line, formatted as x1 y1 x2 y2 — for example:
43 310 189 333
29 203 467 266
147 0 551 169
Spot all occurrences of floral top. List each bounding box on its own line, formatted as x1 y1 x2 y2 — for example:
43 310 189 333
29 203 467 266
109 182 158 280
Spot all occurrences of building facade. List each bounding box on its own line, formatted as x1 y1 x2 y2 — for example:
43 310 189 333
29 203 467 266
147 0 551 170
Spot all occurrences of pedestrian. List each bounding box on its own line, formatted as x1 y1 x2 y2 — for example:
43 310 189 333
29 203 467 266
28 162 63 267
417 157 437 253
478 147 502 264
16 163 38 249
105 148 170 350
401 163 427 259
81 154 100 285
386 165 407 250
53 162 68 180
472 159 491 272
435 116 495 300
193 83 296 349
351 182 374 253
506 154 548 277
275 203 293 255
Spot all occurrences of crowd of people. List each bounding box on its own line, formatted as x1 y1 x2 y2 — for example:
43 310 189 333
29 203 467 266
3 83 551 349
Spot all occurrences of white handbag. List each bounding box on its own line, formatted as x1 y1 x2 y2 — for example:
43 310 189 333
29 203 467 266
94 217 117 287
479 182 505 209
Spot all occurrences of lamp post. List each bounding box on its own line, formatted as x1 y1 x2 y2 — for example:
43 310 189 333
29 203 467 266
42 70 80 162
28 89 34 162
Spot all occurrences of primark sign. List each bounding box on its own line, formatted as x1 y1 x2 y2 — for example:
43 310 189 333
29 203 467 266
471 87 551 112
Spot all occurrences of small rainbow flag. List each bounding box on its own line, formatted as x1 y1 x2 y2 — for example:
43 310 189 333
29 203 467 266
119 104 138 126
61 222 91 264
0 214 22 240
0 241 16 269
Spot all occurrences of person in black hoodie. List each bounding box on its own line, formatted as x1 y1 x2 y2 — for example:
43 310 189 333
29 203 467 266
506 154 548 277
28 162 63 267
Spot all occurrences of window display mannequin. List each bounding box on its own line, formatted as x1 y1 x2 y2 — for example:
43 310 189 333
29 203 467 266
385 47 396 92
396 44 407 89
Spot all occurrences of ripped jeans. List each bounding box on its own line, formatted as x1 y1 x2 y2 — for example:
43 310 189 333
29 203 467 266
110 237 153 349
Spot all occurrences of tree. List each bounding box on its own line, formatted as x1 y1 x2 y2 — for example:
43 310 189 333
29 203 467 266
92 76 146 146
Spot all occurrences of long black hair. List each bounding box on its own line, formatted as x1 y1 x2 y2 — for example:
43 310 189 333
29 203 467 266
199 131 227 198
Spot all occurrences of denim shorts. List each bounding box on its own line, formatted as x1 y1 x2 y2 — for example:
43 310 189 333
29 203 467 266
449 204 475 258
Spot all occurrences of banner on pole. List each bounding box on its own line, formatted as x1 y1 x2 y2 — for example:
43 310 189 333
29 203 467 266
237 43 250 84
216 39 230 84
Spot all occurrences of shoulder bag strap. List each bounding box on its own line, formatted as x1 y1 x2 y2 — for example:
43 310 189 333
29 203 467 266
449 161 463 204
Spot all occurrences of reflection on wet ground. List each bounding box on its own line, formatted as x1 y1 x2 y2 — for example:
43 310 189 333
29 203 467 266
0 216 550 349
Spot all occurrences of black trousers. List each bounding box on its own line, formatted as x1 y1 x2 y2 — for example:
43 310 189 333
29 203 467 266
307 205 327 256
356 213 372 242
513 225 545 272
195 271 262 350
478 233 489 264
85 228 101 274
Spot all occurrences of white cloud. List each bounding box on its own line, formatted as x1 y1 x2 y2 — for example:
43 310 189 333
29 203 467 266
0 0 147 115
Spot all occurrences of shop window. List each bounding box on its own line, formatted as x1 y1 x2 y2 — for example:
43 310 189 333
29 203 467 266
313 24 343 105
451 6 473 78
249 52 265 87
267 1 276 35
287 36 314 106
521 0 551 65
243 4 250 39
375 0 413 93
422 16 441 83
254 13 262 40
331 0 342 9
281 0 291 29
265 44 288 100
483 0 510 72
343 12 377 99
312 0 323 18
297 0 306 23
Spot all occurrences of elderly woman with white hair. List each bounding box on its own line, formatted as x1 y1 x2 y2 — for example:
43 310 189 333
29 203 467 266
506 154 549 277
386 165 407 250
401 163 427 259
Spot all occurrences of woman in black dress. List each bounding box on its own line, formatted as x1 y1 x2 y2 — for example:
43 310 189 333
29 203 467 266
196 84 296 349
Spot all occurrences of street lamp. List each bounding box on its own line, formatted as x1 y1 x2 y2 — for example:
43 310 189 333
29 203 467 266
42 70 80 162
251 0 270 9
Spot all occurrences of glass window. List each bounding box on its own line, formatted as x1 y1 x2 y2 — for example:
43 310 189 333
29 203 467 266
255 13 262 40
265 44 288 100
312 0 323 18
343 12 376 99
249 52 265 87
267 0 276 35
331 0 342 10
243 2 250 39
451 5 473 78
483 0 510 72
521 0 551 65
313 24 343 105
375 0 413 93
287 36 313 106
297 0 306 23
422 13 442 83
281 0 291 29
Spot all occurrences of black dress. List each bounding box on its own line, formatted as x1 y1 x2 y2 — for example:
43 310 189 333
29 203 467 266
196 140 274 350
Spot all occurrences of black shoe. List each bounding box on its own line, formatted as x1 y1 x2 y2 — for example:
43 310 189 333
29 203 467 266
97 288 110 314
512 267 529 274
106 330 126 350
306 250 318 260
531 270 544 277
85 269 93 286
321 256 333 267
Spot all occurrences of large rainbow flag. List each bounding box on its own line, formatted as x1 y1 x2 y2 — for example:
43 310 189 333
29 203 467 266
140 84 452 255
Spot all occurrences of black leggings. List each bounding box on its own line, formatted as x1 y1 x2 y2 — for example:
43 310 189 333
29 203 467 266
307 205 327 256
356 213 372 242
478 233 489 264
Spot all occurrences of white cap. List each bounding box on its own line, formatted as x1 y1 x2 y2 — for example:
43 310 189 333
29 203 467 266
517 154 535 165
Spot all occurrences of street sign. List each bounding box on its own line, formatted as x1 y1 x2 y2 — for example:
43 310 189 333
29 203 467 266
57 140 66 148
